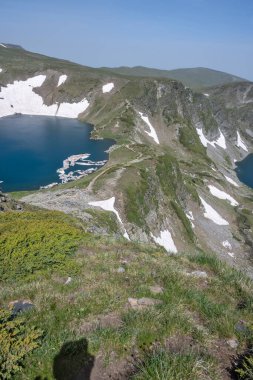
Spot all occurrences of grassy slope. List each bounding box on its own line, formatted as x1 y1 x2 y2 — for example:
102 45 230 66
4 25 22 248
1 210 253 379
100 66 246 89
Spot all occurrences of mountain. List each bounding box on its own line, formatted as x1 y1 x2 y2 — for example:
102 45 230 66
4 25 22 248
1 44 253 379
101 65 246 89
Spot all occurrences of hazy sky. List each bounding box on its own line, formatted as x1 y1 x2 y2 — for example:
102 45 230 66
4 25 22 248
1 0 253 80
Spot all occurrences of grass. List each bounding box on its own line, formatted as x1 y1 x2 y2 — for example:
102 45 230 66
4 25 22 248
134 347 219 380
0 211 84 281
1 213 253 379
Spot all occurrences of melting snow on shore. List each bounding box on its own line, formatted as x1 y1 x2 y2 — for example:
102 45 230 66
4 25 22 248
151 230 178 253
196 128 226 149
236 131 248 152
88 197 130 240
208 185 239 206
57 153 106 183
102 83 114 93
139 112 159 144
57 74 67 87
224 175 239 188
200 196 229 225
0 75 89 118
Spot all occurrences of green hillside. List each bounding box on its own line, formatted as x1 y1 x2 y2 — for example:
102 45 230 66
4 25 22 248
101 66 247 89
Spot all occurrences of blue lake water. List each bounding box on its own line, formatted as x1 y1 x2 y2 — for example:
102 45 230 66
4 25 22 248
235 154 253 189
0 115 114 192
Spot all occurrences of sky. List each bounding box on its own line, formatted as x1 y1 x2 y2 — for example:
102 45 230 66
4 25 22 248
1 0 253 80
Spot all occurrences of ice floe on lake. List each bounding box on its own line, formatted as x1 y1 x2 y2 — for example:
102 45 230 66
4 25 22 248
208 185 239 206
151 230 177 253
102 83 114 93
88 197 130 240
57 153 107 184
0 74 89 118
139 112 159 144
200 196 229 225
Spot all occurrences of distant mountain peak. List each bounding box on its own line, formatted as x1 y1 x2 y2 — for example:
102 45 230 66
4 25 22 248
0 43 24 50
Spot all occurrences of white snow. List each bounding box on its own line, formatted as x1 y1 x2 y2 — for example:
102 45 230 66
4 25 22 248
0 44 6 48
196 128 226 149
57 74 67 87
0 75 89 118
222 240 232 250
227 252 235 258
139 112 159 144
57 99 89 118
186 211 195 228
0 68 2 73
88 197 130 240
236 131 248 152
200 196 229 225
224 175 239 188
203 93 210 97
215 130 227 149
102 82 114 93
208 185 239 207
151 230 177 253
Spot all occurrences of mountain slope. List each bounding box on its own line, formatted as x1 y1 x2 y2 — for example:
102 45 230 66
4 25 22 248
100 66 247 89
1 44 253 379
1 44 253 274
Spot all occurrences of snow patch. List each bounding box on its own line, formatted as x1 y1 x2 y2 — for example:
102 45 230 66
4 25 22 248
139 112 159 144
88 197 130 240
57 74 67 87
151 230 177 253
222 240 232 250
186 211 195 228
203 93 209 97
200 196 229 226
0 68 2 73
215 130 226 149
102 82 114 93
196 128 226 149
224 175 239 188
0 75 89 118
208 185 239 207
0 44 6 48
236 131 248 152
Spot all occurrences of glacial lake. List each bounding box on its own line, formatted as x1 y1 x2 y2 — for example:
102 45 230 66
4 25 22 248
0 115 114 192
235 154 253 189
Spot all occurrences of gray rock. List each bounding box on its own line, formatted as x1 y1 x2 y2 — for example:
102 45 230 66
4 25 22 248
235 320 248 334
128 297 163 310
189 270 208 278
149 285 164 294
227 339 239 349
9 299 34 315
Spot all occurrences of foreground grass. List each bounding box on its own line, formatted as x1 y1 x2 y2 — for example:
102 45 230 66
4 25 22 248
1 211 253 379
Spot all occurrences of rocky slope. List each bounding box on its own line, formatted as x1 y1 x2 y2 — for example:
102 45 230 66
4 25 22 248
1 44 253 276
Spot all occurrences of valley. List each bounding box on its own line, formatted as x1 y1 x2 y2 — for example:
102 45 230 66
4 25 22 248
1 43 253 379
